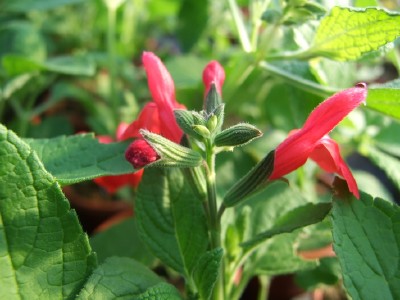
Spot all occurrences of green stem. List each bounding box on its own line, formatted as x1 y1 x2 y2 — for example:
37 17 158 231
204 141 225 300
107 5 119 128
228 0 252 52
257 276 270 300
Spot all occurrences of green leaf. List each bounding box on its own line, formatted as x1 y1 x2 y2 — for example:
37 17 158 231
309 7 400 60
366 84 400 120
193 248 223 300
0 0 84 12
77 257 182 299
241 202 332 251
90 218 155 265
177 0 208 52
0 124 97 299
331 188 400 299
215 123 263 148
26 134 134 185
2 55 96 77
135 168 208 277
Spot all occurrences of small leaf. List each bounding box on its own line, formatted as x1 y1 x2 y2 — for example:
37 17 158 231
215 123 262 147
309 7 400 60
223 150 275 207
204 84 222 114
242 202 332 251
331 186 400 299
77 257 182 299
193 248 223 300
25 134 134 185
0 124 97 299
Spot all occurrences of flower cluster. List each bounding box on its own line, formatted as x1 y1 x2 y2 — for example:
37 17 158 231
95 51 366 199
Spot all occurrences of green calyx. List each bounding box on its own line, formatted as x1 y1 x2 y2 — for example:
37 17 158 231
140 129 203 168
215 123 263 148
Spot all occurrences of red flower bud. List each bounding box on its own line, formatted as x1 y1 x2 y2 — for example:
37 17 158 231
203 60 225 96
125 138 159 169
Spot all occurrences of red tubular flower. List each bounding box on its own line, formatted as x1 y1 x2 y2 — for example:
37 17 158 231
269 84 367 199
203 60 225 96
122 52 186 168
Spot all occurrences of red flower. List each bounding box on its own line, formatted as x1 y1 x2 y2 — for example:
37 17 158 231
269 84 367 199
202 60 225 96
123 52 186 168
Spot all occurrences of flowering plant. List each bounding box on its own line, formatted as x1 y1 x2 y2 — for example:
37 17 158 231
1 1 400 300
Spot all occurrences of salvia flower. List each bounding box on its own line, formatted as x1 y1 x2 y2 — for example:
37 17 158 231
269 83 367 199
122 52 186 168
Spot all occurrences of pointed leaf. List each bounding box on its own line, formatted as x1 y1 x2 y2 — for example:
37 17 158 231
242 202 331 251
0 124 97 299
331 179 400 300
193 248 223 300
77 257 182 299
25 134 134 185
309 7 400 60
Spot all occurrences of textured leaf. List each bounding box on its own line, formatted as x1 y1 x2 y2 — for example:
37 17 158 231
0 124 97 299
242 202 332 251
309 7 400 60
26 134 134 185
77 257 182 300
135 168 208 277
90 218 155 265
331 187 400 300
367 84 400 120
193 248 223 300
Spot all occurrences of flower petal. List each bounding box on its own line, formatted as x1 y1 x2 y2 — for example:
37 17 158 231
119 102 161 140
302 84 367 142
310 136 359 199
93 171 144 194
142 51 184 143
269 85 367 181
203 60 225 96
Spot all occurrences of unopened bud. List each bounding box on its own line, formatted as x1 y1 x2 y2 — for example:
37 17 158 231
125 138 159 169
207 115 218 132
192 125 211 139
215 123 262 148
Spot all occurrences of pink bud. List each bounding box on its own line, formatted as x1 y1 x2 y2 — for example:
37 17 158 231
203 60 225 96
125 138 159 169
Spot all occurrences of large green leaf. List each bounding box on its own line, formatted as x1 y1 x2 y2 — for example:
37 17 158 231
0 124 97 299
135 168 208 278
331 184 400 299
26 134 134 185
77 257 182 300
308 7 400 60
90 218 155 265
